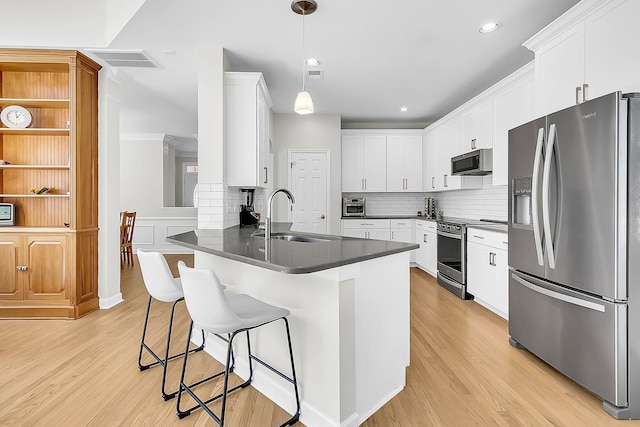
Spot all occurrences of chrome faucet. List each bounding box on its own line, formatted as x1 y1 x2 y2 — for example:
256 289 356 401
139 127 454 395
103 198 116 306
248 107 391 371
266 188 295 240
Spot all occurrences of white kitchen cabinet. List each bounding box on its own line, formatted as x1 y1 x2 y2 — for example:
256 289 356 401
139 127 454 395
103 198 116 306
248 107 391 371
492 68 535 186
526 0 640 116
225 72 272 187
386 135 423 192
424 117 482 192
466 227 509 319
460 100 493 153
390 219 413 243
341 219 391 241
414 219 437 276
341 135 387 192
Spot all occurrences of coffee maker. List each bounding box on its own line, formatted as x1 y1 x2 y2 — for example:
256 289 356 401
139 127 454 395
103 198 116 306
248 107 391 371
240 188 259 226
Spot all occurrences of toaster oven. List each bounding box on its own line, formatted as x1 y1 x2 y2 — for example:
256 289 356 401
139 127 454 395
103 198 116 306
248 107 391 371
342 198 365 217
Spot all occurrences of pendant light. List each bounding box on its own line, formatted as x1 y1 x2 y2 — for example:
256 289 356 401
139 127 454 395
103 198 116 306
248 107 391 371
292 0 317 115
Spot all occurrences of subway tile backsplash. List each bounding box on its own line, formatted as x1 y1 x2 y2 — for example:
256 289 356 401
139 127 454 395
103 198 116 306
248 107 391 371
344 177 508 221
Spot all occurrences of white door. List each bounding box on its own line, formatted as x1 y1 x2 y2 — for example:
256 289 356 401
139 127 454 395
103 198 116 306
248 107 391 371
289 150 329 234
182 162 198 207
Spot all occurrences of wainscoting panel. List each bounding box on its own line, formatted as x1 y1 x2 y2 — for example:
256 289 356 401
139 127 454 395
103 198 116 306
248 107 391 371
131 217 197 253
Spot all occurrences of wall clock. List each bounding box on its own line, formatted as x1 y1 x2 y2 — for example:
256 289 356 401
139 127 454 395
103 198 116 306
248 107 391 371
1 105 32 128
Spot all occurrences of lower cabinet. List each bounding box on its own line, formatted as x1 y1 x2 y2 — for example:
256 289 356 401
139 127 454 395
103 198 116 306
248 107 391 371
0 231 98 318
466 228 509 319
341 219 391 241
414 220 437 276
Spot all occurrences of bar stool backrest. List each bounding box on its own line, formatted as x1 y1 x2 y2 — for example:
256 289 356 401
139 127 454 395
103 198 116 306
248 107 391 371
177 261 242 334
137 250 184 302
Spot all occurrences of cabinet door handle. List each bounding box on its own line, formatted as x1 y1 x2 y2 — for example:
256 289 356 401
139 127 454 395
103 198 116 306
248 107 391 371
364 178 367 190
392 231 394 239
582 83 589 102
444 174 448 188
473 235 484 239
489 252 496 266
471 138 477 150
361 178 364 190
431 176 435 189
575 86 582 105
423 234 427 243
264 167 268 184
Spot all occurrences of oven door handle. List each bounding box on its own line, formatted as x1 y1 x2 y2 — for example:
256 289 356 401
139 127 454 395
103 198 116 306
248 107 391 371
437 230 462 240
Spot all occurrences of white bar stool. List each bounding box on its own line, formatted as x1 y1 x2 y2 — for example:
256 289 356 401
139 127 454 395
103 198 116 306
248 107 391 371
176 261 301 426
136 250 206 400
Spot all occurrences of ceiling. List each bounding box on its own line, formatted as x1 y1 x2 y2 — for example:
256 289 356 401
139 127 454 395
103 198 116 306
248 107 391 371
100 0 581 147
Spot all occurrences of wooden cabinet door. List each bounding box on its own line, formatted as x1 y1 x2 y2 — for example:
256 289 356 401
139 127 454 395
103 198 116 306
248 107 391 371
0 237 22 300
25 234 69 300
425 230 437 275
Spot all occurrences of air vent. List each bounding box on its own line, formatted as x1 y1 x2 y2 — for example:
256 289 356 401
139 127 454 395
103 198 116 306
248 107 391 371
307 69 324 80
85 49 159 68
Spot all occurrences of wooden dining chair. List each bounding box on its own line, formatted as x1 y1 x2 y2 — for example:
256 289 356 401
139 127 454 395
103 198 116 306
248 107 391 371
120 211 137 268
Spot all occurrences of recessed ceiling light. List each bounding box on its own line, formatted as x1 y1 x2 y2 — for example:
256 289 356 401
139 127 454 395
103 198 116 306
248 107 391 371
305 58 320 67
400 107 408 112
479 22 502 33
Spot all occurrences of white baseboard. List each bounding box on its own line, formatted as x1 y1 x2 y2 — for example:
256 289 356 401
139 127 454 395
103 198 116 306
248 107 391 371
99 293 123 309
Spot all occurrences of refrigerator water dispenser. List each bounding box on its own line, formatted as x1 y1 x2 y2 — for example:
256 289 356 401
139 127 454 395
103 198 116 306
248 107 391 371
512 177 532 227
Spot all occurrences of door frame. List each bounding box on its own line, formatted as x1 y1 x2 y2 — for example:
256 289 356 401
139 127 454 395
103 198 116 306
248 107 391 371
287 149 331 230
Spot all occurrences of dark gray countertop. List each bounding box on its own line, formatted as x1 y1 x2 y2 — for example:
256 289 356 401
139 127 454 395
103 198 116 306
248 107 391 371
166 223 418 274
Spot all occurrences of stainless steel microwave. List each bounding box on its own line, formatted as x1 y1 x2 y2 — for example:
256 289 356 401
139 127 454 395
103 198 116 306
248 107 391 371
0 202 16 226
451 148 493 176
342 198 365 217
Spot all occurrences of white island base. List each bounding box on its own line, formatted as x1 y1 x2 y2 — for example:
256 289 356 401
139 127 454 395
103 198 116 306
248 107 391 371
193 250 410 427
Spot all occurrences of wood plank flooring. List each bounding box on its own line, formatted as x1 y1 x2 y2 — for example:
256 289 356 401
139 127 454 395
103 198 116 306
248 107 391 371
0 255 637 426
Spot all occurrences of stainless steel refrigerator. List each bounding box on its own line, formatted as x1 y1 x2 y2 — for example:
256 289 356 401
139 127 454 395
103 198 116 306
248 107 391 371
508 91 640 419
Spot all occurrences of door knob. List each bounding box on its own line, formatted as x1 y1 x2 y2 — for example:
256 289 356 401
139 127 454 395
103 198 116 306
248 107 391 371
320 214 325 219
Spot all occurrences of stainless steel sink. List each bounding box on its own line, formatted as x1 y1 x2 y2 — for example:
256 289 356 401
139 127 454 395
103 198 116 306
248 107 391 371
253 232 330 243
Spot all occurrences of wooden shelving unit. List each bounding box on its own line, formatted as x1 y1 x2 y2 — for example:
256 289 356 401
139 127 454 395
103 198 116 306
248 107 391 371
0 49 101 319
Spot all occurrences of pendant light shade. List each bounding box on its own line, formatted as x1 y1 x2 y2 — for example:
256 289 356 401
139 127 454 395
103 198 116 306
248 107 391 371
294 90 314 115
292 0 317 115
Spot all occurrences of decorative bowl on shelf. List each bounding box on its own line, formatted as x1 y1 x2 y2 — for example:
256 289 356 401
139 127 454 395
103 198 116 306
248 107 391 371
0 159 10 165
30 187 51 194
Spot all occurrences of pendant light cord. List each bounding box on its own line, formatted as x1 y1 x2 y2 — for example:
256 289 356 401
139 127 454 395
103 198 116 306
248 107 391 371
301 10 306 91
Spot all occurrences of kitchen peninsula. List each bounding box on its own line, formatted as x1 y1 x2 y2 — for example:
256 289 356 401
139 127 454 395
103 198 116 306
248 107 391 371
167 224 417 427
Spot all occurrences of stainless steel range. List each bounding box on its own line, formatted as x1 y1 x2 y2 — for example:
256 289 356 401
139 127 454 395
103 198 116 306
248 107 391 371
436 219 472 300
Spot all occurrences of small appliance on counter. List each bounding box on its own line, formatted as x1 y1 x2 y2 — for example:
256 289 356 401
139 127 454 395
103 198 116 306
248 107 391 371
342 197 365 217
424 197 436 219
239 188 260 227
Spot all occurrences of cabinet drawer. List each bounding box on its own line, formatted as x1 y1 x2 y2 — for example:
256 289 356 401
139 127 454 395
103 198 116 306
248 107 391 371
415 219 436 232
342 219 391 229
390 219 411 229
467 227 508 250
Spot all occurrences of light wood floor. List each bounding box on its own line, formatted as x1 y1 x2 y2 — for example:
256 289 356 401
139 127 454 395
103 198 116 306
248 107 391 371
0 255 637 426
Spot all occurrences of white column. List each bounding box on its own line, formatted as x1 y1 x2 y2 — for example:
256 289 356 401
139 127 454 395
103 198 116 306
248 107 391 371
197 47 230 230
98 69 124 308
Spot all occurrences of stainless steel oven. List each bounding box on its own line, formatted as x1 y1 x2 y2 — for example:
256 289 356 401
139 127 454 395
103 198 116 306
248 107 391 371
437 220 471 299
342 197 365 217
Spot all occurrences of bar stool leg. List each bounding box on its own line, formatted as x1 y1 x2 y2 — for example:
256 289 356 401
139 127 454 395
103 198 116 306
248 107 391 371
137 296 153 371
282 317 301 426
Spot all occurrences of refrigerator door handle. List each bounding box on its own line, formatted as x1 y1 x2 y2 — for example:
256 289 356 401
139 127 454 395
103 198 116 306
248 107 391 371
542 123 557 269
531 127 545 266
512 273 605 312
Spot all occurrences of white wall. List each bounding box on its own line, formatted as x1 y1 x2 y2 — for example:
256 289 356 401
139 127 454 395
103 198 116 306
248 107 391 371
105 0 147 44
273 114 342 235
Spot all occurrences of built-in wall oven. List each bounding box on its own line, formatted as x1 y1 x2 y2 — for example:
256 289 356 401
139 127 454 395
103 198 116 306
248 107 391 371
437 220 471 300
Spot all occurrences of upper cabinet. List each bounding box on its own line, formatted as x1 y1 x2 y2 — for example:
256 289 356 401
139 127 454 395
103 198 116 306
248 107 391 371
341 134 387 192
225 72 272 188
341 130 423 193
386 135 423 192
460 100 493 153
525 0 640 116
